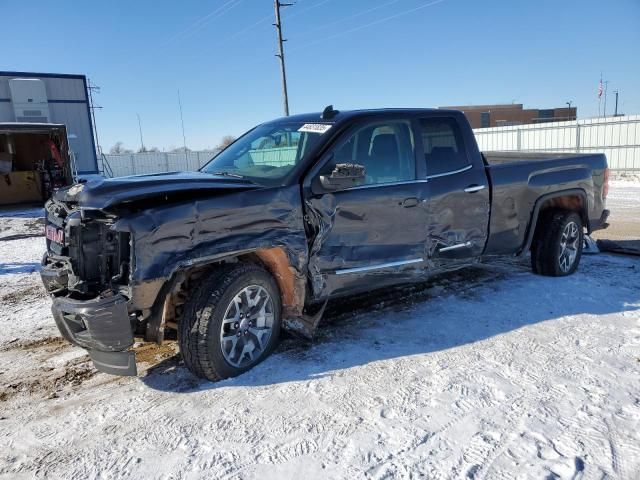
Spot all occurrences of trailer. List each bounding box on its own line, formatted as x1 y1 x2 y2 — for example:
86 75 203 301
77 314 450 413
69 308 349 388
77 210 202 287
0 71 98 205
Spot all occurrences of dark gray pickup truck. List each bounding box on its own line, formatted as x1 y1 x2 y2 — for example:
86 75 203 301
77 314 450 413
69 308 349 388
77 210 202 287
40 107 610 380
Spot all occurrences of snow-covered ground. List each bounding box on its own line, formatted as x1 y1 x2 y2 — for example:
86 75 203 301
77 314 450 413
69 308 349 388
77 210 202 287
0 182 639 480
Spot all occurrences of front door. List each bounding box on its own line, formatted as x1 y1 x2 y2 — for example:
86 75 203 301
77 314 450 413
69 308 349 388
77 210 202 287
304 118 429 298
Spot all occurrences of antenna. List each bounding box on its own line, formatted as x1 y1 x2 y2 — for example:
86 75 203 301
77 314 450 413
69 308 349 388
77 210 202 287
177 89 188 155
321 105 339 119
136 113 145 152
87 78 103 156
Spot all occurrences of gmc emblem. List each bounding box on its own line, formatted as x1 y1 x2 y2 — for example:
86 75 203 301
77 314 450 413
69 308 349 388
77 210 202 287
45 225 64 244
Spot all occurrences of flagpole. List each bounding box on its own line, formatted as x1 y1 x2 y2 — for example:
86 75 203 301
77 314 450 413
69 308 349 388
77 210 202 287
598 97 601 118
598 73 603 118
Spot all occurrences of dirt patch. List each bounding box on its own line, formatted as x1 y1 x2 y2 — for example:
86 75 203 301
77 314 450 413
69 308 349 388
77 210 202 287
1 336 67 352
52 362 96 389
0 336 67 354
0 284 46 307
135 341 179 366
1 357 96 403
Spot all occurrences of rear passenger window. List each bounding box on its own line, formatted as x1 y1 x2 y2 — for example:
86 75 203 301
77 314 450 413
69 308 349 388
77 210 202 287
420 118 469 176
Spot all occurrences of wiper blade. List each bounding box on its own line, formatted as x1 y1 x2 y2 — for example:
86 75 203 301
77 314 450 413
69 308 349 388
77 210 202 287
211 171 246 179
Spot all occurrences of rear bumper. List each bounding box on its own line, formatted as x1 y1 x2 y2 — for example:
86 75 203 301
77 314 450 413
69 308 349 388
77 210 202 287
591 209 610 232
50 293 137 376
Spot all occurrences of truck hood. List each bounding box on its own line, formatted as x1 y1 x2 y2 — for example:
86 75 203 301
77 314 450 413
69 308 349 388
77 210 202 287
55 171 259 210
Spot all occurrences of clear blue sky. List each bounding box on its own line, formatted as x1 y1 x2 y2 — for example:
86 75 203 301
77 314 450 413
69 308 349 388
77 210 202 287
2 0 639 151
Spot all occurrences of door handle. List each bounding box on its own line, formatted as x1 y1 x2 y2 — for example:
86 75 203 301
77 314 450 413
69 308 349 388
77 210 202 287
464 184 486 193
401 197 419 208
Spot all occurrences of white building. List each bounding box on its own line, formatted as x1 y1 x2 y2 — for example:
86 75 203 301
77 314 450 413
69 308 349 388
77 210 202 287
0 71 98 174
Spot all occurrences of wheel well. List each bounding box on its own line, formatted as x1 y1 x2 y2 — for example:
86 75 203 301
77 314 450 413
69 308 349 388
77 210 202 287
538 194 586 223
520 190 589 256
148 247 305 342
238 248 306 317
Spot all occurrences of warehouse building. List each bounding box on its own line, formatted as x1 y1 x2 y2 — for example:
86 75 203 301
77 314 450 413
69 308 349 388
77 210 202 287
440 103 577 129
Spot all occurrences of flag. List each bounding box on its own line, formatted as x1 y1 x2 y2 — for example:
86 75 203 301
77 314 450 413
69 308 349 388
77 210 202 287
598 79 603 99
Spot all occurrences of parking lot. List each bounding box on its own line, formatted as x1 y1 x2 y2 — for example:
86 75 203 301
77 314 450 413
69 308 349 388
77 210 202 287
0 180 639 479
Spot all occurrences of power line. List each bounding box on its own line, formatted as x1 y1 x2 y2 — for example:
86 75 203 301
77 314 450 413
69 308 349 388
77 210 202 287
290 0 401 39
290 0 448 52
282 0 333 21
174 0 331 67
162 0 243 47
229 13 274 41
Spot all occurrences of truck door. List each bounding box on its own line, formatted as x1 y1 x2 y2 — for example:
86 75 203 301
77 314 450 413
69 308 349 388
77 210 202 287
419 116 490 268
304 118 429 298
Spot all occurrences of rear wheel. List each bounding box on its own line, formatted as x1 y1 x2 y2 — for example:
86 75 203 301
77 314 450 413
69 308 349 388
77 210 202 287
179 264 281 381
531 209 584 276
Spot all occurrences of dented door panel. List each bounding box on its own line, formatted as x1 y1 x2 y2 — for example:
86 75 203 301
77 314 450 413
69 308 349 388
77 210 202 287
425 168 490 267
304 181 429 299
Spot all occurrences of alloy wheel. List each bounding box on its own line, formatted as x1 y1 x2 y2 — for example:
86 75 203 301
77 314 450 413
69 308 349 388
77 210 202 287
219 285 275 368
558 221 580 273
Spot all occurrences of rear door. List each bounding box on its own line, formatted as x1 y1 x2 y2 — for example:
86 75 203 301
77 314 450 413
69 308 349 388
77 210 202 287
419 116 490 267
304 117 429 298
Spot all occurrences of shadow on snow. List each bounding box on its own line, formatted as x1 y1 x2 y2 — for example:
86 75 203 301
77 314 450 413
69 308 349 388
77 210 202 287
140 255 639 393
0 262 41 275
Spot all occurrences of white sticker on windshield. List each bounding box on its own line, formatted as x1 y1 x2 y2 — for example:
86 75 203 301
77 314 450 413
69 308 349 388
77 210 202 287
298 123 332 134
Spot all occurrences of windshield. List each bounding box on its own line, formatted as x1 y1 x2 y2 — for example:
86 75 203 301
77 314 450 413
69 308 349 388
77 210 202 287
201 122 329 186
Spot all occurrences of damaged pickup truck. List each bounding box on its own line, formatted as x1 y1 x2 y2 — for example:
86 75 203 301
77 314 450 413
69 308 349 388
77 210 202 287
40 107 610 380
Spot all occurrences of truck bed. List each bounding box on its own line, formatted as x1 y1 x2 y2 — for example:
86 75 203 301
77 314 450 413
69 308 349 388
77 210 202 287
481 151 608 256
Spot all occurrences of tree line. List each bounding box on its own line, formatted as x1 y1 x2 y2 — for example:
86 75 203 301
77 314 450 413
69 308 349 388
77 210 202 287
108 135 236 155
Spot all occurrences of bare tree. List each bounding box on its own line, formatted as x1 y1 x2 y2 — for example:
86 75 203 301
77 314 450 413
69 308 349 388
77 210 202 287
109 142 133 154
218 135 236 150
138 146 160 153
170 146 191 153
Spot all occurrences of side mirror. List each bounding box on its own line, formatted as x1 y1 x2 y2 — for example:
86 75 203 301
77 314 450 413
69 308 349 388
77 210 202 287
319 163 366 191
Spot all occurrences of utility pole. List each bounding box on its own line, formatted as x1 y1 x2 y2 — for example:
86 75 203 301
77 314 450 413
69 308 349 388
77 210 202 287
614 90 619 116
136 113 145 152
274 0 293 116
177 89 188 155
87 79 103 156
566 101 572 120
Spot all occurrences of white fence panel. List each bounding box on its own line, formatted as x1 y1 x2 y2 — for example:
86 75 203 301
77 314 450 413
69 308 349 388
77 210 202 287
104 151 218 177
473 114 640 170
102 115 640 176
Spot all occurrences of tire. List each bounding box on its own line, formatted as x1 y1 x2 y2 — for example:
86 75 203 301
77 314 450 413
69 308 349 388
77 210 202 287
179 264 281 381
531 209 584 277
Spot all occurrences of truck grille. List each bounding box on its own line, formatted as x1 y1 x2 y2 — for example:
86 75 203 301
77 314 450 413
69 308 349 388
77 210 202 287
44 198 130 294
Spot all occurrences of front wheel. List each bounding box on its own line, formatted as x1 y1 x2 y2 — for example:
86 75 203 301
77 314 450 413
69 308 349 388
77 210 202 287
179 264 281 381
531 209 584 277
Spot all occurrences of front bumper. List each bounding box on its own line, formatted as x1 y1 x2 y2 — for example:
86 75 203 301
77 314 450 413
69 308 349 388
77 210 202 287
50 293 137 376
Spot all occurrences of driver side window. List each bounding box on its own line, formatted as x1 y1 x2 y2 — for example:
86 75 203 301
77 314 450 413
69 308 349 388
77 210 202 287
328 120 415 186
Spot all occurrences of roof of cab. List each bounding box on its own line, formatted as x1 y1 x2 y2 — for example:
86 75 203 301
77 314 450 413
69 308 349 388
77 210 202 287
265 108 462 126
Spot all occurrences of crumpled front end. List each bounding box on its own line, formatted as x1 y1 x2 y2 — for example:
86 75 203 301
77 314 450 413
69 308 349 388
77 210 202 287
50 293 136 375
41 195 137 376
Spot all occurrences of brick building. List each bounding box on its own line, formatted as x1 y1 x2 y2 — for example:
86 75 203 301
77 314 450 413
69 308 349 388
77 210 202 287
440 103 577 129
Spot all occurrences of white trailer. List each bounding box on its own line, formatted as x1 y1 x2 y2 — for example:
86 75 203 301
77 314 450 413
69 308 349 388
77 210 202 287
0 71 98 175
